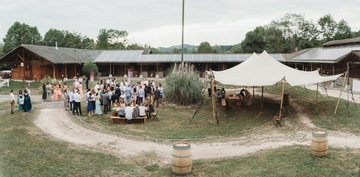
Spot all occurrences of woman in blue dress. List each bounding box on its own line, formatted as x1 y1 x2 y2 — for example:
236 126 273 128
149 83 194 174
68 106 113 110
94 92 102 115
87 92 94 116
23 90 32 112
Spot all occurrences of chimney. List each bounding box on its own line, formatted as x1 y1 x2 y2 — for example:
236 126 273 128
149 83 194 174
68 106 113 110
55 42 58 50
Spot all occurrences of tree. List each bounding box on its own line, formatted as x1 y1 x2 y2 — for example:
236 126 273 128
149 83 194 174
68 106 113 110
63 31 82 48
197 42 213 53
43 29 65 46
82 62 99 77
81 37 96 49
96 28 128 50
318 14 338 41
241 26 267 53
333 19 353 40
2 21 42 53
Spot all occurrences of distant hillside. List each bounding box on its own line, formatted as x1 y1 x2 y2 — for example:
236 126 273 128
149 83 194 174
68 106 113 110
158 44 197 53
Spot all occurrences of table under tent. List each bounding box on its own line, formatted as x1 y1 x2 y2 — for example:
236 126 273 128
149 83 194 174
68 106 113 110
209 51 343 126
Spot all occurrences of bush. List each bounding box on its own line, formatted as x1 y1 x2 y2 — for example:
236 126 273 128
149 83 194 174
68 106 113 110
82 62 98 77
164 63 203 106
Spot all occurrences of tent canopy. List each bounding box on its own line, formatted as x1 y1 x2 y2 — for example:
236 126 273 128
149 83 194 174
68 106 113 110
212 51 342 86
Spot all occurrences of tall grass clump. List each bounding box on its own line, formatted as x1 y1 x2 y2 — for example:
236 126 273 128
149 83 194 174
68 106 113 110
164 63 202 106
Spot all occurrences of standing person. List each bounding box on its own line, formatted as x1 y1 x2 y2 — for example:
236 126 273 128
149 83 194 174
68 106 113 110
53 84 59 101
153 86 160 108
78 82 83 98
23 89 32 112
10 90 15 114
102 89 110 114
17 90 23 110
63 89 69 110
87 92 94 117
73 89 82 116
138 86 145 105
159 83 164 104
68 89 74 112
94 92 102 115
42 83 47 101
85 76 89 90
207 82 211 97
46 83 52 102
125 84 131 104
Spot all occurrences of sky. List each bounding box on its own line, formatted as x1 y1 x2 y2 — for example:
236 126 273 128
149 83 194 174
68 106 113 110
1 0 359 48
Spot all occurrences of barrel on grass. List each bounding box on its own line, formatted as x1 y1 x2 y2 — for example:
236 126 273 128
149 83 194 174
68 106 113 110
172 142 192 175
311 130 328 157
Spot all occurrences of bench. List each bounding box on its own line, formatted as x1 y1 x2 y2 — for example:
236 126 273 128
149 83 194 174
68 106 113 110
221 98 226 110
110 116 147 124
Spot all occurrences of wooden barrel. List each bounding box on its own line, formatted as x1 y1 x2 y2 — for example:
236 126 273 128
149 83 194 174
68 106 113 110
172 142 192 175
311 130 328 157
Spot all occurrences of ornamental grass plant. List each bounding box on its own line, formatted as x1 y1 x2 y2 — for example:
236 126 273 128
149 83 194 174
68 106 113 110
163 63 203 106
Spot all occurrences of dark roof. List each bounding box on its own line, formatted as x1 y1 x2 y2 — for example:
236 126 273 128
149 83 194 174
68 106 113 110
322 37 360 47
21 44 102 64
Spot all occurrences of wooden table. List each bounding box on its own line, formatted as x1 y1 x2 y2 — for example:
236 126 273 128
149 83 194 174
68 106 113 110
226 96 242 108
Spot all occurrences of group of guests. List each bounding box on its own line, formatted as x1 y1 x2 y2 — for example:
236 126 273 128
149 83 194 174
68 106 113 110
58 77 162 119
9 87 32 114
42 82 73 102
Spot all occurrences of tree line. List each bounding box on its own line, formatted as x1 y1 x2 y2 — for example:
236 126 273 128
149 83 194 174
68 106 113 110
1 13 360 58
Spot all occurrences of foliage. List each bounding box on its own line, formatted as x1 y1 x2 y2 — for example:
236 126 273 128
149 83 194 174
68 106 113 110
197 41 213 53
96 28 128 50
2 21 42 54
164 63 202 106
82 62 99 77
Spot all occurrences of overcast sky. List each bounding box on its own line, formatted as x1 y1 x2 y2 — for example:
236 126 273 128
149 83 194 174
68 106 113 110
1 0 359 47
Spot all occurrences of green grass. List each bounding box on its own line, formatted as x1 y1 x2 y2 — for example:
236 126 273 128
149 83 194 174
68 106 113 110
76 95 277 140
1 81 360 176
0 110 160 177
264 84 360 134
0 80 43 95
185 146 360 177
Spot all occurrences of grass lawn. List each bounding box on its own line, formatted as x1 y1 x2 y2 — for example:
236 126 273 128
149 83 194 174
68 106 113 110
1 111 359 176
1 79 360 176
76 95 278 140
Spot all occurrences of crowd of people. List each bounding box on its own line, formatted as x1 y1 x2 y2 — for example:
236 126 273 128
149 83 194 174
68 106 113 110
39 77 164 120
9 77 164 120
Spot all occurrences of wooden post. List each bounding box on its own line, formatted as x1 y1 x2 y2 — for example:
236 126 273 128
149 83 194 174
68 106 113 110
334 72 348 115
211 76 216 125
261 86 264 109
278 78 285 119
252 86 255 100
316 83 319 103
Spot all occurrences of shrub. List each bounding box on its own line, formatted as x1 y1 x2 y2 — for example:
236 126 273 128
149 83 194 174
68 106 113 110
82 62 99 77
164 63 202 106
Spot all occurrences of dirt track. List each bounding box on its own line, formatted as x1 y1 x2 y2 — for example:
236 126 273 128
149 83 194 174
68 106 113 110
33 96 360 163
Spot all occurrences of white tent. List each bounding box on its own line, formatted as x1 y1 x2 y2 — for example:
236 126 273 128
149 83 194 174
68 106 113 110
212 51 342 87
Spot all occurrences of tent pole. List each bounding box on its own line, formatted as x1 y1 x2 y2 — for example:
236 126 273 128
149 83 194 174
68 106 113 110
252 86 255 100
316 83 319 103
211 76 216 125
261 86 264 109
334 72 348 115
279 79 285 119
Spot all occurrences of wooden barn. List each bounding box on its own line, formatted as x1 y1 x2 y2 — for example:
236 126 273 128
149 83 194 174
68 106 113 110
0 44 102 80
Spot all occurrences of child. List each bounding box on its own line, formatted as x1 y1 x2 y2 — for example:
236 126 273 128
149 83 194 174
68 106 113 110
19 95 24 111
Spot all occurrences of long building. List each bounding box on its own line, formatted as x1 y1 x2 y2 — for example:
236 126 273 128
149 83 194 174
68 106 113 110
1 38 360 80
